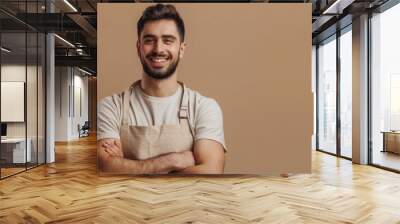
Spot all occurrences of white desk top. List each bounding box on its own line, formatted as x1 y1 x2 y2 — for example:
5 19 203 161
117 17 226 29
1 138 27 143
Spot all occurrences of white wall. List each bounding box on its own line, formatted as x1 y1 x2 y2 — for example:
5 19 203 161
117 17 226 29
55 66 70 141
71 72 89 139
1 64 46 164
1 65 35 137
1 65 27 144
54 67 89 141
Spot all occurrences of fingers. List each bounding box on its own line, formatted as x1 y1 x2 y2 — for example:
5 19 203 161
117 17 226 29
113 140 123 157
168 151 192 171
102 142 115 156
102 141 123 157
114 140 121 148
104 147 117 157
181 150 195 167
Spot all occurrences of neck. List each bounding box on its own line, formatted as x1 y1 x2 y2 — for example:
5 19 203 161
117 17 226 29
140 72 179 97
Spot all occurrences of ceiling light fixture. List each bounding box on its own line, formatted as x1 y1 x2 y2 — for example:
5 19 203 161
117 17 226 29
77 67 93 76
63 0 78 12
322 0 354 15
54 34 75 48
1 47 11 53
76 48 85 55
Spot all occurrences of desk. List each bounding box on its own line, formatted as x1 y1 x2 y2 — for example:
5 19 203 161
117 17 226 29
1 138 31 163
381 131 400 154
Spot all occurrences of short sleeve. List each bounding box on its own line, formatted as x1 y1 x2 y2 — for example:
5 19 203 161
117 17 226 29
194 98 227 151
97 95 122 140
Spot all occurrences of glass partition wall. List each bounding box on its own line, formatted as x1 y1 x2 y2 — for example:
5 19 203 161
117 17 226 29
316 26 352 159
0 1 46 179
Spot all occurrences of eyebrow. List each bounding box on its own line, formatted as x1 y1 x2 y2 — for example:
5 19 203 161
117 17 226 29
142 34 177 40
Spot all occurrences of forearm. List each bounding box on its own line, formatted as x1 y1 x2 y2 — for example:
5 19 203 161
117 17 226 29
99 153 176 175
176 163 224 174
174 139 225 174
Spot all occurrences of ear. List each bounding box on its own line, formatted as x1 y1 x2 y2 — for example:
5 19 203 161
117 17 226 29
136 40 140 55
179 42 187 59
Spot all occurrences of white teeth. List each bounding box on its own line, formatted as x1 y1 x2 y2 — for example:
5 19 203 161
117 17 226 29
151 58 167 62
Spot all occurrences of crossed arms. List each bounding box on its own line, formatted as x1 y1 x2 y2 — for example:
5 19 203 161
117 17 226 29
97 138 225 175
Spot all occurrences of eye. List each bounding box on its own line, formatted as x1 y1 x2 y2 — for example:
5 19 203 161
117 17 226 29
143 38 155 44
164 39 174 45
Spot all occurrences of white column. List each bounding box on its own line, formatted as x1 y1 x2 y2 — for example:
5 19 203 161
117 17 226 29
46 33 55 163
45 1 56 163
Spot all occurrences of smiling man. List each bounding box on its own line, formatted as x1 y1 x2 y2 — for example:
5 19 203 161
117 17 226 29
97 4 227 175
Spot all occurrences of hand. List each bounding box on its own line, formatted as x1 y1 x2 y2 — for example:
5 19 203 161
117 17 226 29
102 140 123 158
170 150 195 171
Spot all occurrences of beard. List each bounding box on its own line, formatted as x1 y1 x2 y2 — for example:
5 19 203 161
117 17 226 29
140 51 180 80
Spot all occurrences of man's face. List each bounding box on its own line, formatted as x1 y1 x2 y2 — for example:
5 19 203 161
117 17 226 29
137 19 186 80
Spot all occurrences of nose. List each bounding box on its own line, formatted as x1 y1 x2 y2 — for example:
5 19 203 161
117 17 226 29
153 39 165 54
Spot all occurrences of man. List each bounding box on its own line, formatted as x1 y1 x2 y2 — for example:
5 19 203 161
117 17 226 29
97 4 226 175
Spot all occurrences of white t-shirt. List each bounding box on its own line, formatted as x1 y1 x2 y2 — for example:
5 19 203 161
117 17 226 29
97 84 227 151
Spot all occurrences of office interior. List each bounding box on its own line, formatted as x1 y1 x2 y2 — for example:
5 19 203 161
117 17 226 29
0 0 399 222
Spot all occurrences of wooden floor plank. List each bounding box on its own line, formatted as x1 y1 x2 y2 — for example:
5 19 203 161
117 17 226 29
0 135 399 223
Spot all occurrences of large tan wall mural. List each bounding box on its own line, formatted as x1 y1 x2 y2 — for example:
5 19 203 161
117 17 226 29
97 3 312 175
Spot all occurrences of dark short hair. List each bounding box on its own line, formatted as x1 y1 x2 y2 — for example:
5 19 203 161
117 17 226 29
137 4 185 42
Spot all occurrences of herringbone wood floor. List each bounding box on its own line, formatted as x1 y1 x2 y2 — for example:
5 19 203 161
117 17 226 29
1 135 400 224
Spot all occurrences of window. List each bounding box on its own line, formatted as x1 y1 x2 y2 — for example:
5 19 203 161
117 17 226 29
339 27 352 158
317 35 337 154
370 2 400 171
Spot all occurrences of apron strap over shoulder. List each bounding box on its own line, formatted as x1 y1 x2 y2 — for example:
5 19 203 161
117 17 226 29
121 89 131 126
121 80 195 137
178 82 195 138
121 81 138 126
178 82 189 122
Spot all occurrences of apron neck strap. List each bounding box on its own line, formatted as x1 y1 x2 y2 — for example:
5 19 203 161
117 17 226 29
122 80 190 126
121 81 139 125
178 81 189 122
178 82 194 137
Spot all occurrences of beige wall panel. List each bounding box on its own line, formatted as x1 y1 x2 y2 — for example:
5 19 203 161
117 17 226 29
98 3 312 174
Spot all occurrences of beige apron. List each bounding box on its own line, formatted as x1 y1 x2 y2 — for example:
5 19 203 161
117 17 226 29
119 81 195 160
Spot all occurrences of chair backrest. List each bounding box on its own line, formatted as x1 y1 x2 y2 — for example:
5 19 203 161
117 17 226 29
82 121 90 129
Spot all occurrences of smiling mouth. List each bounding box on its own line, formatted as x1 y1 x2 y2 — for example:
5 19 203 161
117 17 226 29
150 57 168 63
148 56 169 68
